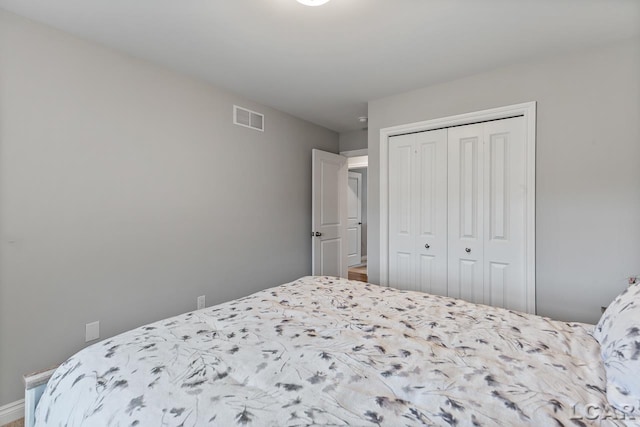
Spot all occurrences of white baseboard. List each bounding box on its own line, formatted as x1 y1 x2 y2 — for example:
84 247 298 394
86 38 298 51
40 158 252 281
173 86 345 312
0 399 24 425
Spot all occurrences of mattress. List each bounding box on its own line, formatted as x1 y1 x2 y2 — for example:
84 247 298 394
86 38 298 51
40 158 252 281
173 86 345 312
35 276 636 426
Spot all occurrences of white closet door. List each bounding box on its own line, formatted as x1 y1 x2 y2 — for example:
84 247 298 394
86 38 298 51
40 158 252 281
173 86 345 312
447 123 484 303
388 130 447 293
483 117 527 311
389 134 415 290
447 117 527 310
414 130 448 295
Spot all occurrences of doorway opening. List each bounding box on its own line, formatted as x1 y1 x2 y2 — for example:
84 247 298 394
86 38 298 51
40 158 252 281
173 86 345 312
342 150 368 282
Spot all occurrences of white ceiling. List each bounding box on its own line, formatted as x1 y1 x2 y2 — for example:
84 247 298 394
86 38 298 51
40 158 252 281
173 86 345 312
1 0 638 132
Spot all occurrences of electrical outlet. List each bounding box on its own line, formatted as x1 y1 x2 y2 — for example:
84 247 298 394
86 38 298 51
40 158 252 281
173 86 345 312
197 295 205 310
85 321 100 342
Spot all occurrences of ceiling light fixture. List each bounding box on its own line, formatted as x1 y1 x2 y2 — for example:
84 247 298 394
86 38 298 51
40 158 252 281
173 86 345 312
297 0 331 6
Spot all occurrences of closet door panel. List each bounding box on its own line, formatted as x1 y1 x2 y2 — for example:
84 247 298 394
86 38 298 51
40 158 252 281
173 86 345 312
394 252 414 291
418 254 436 294
483 117 527 311
488 262 508 308
389 134 415 290
415 129 448 295
448 124 484 303
458 259 479 302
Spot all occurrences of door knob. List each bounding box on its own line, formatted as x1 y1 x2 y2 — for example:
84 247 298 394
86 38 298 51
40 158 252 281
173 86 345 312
425 243 430 249
315 232 322 237
358 222 362 225
465 248 471 253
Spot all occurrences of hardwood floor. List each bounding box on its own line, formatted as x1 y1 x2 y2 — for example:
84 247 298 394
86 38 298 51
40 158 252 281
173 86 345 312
348 264 368 282
2 418 24 427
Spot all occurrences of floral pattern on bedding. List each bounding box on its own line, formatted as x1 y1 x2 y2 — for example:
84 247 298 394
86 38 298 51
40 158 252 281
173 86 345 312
36 276 636 426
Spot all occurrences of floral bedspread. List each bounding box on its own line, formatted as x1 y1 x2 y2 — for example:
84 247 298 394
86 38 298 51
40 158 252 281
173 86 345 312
36 276 636 426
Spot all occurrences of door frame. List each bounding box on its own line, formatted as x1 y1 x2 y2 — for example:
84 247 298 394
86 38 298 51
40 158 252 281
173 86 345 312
340 149 368 169
379 102 536 313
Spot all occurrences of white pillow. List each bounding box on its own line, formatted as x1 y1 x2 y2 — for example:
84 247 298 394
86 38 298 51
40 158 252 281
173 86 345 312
593 283 640 415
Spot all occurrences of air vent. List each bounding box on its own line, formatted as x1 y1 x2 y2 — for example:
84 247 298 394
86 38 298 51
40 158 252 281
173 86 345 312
234 105 264 132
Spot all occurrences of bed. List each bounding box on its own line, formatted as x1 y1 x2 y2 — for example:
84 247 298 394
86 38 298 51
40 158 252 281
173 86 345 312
31 276 639 426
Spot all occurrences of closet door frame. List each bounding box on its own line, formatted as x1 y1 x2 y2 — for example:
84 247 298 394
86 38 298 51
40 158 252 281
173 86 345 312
379 102 537 314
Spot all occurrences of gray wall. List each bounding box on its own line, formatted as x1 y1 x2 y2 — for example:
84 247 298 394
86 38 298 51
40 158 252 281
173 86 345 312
0 10 338 405
368 39 640 324
350 167 367 258
339 129 368 152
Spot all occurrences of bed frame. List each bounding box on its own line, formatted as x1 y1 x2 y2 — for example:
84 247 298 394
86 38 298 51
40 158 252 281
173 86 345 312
23 367 57 427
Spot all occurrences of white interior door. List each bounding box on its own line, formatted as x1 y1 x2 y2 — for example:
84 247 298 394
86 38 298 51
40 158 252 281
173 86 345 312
415 130 448 295
448 117 527 310
347 171 362 267
388 134 415 290
447 123 485 303
482 117 527 311
388 129 448 293
312 149 348 278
